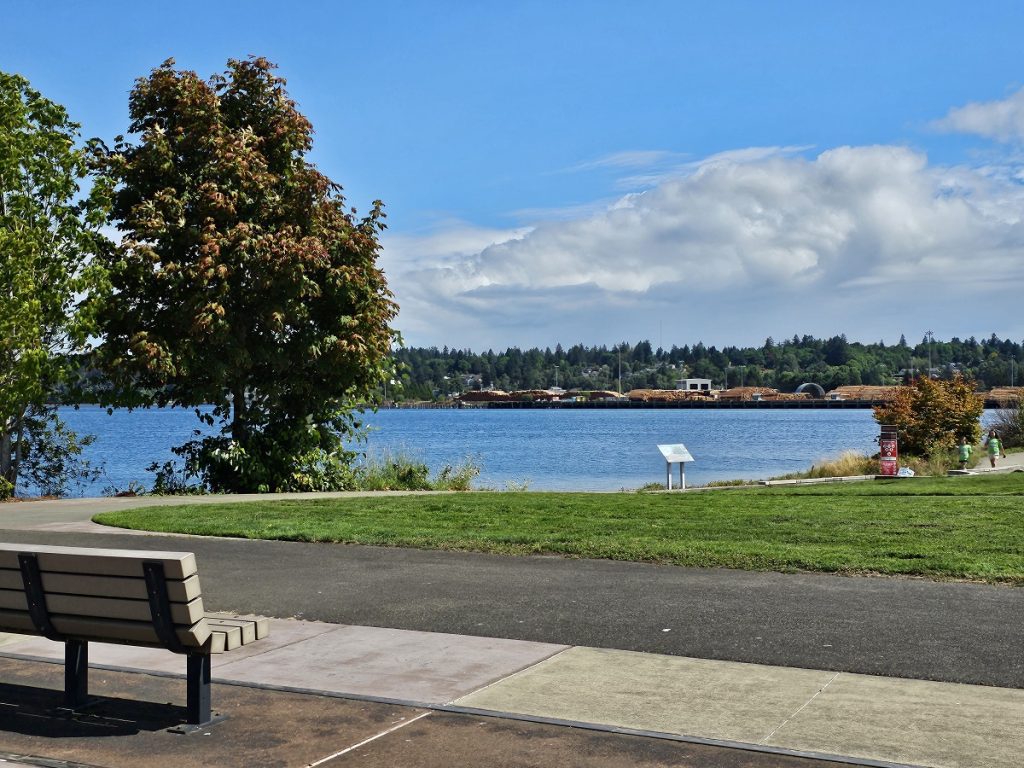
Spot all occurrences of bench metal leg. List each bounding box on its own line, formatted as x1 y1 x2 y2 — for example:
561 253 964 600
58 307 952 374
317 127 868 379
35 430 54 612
186 653 211 725
170 653 225 733
64 639 89 708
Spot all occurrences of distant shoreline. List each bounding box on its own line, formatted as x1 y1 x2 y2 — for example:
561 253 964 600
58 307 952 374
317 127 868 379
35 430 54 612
385 398 1014 410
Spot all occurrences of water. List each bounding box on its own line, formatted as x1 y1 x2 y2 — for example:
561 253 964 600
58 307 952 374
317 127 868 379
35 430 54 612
362 408 879 490
52 405 884 495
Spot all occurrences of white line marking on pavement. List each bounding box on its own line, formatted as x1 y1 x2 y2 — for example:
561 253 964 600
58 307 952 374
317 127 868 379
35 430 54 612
307 711 433 766
760 671 840 744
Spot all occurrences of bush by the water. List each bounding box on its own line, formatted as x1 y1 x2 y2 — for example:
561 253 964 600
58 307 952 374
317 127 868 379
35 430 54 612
990 408 1024 449
872 374 984 456
354 452 479 491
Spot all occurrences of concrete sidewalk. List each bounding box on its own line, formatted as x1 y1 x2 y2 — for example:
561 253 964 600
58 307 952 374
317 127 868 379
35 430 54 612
0 618 1020 767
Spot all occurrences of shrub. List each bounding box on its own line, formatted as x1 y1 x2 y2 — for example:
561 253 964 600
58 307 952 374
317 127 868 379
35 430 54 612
354 451 479 491
13 407 103 498
147 461 207 496
873 374 984 456
899 452 964 476
990 408 1024 449
434 461 481 491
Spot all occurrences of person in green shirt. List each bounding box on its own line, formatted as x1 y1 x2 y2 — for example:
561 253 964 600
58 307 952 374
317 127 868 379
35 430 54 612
984 429 1006 468
958 437 973 469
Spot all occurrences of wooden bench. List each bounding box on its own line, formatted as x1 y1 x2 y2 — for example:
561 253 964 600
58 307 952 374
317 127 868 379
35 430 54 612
0 543 268 731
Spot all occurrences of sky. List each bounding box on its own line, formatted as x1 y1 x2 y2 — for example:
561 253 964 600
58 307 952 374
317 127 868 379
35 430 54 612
6 1 1024 351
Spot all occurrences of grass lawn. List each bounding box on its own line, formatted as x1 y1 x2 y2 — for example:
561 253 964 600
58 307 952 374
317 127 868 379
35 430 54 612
93 475 1024 584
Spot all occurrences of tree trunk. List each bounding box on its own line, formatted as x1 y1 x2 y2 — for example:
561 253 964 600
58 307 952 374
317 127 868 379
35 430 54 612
0 428 12 485
1 407 25 494
231 386 247 445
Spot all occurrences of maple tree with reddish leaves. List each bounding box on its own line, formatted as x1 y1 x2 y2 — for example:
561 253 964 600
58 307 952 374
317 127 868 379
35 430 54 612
873 374 984 456
90 57 398 492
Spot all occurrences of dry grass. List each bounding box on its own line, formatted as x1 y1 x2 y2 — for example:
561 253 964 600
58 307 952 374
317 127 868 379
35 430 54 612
770 450 877 480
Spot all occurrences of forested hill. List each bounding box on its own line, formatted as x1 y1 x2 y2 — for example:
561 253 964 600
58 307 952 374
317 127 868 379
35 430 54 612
392 334 1024 401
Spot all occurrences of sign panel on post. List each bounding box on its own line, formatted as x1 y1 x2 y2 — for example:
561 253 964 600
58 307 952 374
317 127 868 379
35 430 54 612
657 444 694 464
879 426 898 476
657 444 694 490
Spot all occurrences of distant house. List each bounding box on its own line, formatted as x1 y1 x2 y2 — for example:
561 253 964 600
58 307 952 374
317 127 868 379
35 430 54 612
675 378 713 392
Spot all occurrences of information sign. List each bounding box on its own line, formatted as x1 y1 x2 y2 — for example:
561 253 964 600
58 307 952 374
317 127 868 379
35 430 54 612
879 426 898 476
657 443 694 490
657 444 694 463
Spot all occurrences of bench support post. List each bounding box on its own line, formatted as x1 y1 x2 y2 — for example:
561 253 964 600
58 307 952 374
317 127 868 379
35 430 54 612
64 639 89 708
186 653 211 725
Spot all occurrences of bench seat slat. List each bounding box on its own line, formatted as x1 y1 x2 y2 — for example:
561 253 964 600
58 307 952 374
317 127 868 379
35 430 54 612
0 570 201 603
206 618 255 645
207 630 226 654
0 609 212 650
0 545 197 579
0 589 205 625
206 623 242 651
205 613 270 641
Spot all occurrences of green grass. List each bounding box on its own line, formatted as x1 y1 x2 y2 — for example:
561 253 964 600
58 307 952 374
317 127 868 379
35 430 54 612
93 474 1024 584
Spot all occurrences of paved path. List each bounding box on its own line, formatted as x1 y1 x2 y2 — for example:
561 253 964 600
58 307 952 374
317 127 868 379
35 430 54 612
0 524 1021 688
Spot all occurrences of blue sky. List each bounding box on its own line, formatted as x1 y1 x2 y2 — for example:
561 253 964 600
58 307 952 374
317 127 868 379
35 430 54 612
7 1 1024 350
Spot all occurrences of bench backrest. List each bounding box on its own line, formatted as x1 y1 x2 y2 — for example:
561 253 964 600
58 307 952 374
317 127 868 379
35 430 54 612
0 543 212 652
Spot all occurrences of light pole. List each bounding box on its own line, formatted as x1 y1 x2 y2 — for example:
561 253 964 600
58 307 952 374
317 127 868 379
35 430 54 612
926 330 934 378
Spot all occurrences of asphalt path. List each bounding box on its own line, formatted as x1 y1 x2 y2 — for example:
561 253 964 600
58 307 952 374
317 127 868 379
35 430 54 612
0 527 1021 689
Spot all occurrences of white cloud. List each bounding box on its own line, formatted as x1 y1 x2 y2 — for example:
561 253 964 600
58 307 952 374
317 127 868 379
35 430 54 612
563 149 687 173
381 221 532 269
383 145 1024 349
934 87 1024 142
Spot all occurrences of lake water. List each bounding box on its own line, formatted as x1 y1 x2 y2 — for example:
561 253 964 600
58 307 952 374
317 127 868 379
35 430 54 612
53 405 886 495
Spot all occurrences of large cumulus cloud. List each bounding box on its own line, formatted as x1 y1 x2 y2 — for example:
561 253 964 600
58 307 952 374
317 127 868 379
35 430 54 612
383 144 1024 348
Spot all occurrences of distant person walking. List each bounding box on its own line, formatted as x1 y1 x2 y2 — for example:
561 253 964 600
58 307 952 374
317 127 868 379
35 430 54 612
958 437 973 470
984 429 1006 468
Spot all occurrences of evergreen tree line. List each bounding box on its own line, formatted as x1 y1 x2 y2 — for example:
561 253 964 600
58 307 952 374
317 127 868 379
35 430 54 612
391 334 1024 401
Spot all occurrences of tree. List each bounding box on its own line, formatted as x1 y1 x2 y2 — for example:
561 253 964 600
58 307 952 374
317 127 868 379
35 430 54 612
90 58 398 492
872 374 984 456
1 71 102 498
823 334 851 366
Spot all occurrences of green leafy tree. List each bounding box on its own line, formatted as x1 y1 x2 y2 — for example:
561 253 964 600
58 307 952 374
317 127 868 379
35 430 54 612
872 374 984 456
0 71 103 498
90 58 398 492
15 406 102 497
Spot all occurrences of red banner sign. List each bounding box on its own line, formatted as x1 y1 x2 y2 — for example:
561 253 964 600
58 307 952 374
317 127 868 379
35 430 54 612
879 437 898 476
